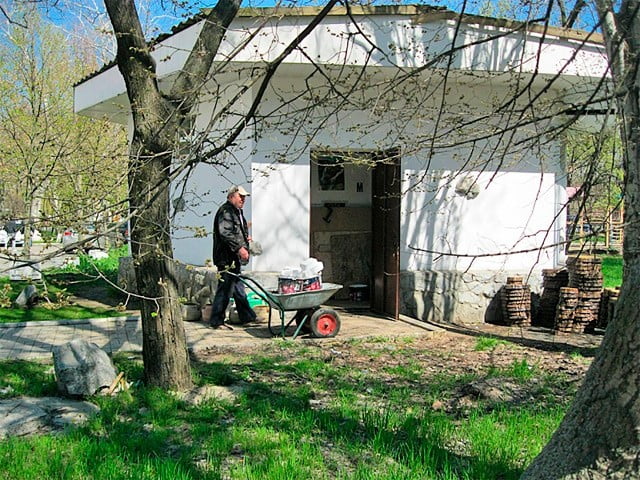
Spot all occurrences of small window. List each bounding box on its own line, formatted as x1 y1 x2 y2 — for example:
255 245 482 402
317 154 345 191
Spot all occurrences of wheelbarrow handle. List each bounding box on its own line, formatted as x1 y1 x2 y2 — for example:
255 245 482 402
234 274 283 310
232 273 286 337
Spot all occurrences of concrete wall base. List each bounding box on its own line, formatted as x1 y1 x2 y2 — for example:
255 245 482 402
118 257 280 306
400 270 543 325
119 258 543 325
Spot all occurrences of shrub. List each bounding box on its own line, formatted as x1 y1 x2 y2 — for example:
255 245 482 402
76 245 129 282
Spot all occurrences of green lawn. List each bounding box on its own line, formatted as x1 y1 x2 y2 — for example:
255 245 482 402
0 247 133 323
601 255 623 288
0 274 129 323
0 337 582 480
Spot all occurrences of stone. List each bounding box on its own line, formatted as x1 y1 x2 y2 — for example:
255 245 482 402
15 284 38 308
9 263 42 281
53 340 118 397
0 396 99 438
88 249 108 260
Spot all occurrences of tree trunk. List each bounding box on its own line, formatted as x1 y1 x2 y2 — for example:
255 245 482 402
128 137 192 390
522 3 640 477
521 279 640 478
103 0 334 390
105 0 194 391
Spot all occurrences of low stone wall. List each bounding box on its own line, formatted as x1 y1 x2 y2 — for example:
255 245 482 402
400 270 543 325
117 257 279 305
119 258 544 325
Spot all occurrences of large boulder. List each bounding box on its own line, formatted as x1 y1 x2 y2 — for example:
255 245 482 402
15 284 38 308
53 340 117 397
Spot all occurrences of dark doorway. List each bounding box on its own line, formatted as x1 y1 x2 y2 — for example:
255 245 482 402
309 149 400 317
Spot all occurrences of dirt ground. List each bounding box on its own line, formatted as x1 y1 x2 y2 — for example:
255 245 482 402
194 320 600 378
192 323 600 413
64 275 601 409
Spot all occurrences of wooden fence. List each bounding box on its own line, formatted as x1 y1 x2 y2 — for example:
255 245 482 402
567 207 624 253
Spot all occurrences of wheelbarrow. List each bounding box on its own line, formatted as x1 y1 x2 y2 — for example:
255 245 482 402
236 274 343 339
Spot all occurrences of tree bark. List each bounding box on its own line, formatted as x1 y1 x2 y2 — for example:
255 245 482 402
128 137 193 390
103 0 338 390
522 1 640 477
104 0 245 390
105 0 192 390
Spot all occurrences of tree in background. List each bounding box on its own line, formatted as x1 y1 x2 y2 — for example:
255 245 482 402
0 5 127 254
564 127 624 250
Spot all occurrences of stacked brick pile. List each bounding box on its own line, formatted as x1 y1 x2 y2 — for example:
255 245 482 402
501 276 531 326
599 287 620 330
566 256 603 333
554 287 580 332
519 256 608 333
537 268 570 328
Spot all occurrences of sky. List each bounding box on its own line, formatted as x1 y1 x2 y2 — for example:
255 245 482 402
35 0 601 38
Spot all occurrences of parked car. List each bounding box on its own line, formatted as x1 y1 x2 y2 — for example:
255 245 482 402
0 221 25 248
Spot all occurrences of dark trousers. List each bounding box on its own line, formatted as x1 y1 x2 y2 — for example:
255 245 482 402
210 269 256 326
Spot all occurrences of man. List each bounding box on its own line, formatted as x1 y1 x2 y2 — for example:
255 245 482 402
210 185 257 329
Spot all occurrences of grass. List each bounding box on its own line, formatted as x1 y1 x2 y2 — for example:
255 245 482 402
0 275 127 323
601 255 623 288
474 336 508 352
0 339 579 480
0 246 131 323
487 358 536 380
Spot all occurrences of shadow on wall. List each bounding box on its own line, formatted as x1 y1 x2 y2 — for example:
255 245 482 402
401 270 459 324
484 287 504 325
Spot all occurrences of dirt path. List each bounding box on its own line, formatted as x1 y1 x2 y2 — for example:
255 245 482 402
193 325 599 414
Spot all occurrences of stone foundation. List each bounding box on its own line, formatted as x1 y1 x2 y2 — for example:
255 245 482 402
400 270 543 325
118 257 279 305
119 258 544 325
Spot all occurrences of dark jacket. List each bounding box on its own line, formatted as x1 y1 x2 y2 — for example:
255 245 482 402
213 201 249 269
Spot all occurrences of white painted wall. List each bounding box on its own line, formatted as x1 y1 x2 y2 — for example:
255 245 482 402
401 169 561 272
73 8 605 280
171 78 256 266
231 71 568 276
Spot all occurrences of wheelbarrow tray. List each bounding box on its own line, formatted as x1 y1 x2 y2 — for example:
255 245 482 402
267 283 342 311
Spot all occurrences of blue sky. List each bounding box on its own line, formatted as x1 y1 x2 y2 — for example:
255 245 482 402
32 0 600 51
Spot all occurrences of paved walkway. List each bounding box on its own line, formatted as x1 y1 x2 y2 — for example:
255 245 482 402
0 307 603 361
0 309 435 361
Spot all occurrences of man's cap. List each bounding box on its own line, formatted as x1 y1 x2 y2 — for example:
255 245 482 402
227 185 250 197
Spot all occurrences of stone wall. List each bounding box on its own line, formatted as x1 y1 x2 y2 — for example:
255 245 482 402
120 257 544 325
400 270 543 325
118 257 279 305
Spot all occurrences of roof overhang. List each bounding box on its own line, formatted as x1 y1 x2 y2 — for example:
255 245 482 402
74 5 609 124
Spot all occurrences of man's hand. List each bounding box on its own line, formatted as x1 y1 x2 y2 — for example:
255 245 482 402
238 246 250 263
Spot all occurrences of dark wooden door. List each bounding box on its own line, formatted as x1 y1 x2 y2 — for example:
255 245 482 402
371 150 401 319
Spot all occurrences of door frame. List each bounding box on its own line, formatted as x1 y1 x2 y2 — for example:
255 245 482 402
371 149 401 319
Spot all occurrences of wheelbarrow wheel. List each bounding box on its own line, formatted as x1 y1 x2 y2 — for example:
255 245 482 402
310 308 341 338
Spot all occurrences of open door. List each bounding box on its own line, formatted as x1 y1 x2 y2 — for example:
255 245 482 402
371 149 401 319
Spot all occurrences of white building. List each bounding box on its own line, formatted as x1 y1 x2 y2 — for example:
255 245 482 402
74 5 609 323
